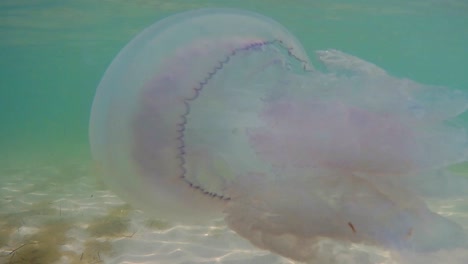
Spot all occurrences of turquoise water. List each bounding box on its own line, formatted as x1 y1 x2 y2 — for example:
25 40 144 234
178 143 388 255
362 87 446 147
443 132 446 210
1 0 467 166
1 1 468 263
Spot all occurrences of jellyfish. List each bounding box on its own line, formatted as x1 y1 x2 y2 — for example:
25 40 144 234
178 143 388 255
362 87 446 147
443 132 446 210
89 8 468 263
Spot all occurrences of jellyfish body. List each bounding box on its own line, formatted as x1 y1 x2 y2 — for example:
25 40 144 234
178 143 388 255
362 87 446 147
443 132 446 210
89 8 468 262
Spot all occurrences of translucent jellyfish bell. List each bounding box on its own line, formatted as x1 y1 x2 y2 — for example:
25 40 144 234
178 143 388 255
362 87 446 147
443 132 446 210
89 8 311 223
90 8 468 263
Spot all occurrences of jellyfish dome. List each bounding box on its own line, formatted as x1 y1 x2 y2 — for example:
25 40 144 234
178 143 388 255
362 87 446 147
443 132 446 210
89 8 468 263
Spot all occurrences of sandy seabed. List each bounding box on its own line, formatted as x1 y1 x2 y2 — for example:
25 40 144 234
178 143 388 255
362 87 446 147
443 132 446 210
0 162 292 264
1 162 468 264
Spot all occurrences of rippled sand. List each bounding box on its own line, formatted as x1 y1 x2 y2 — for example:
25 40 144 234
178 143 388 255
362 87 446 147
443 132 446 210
1 162 467 264
0 163 292 264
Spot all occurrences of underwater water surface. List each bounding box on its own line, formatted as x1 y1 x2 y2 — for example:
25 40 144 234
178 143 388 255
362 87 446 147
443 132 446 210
1 1 468 264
